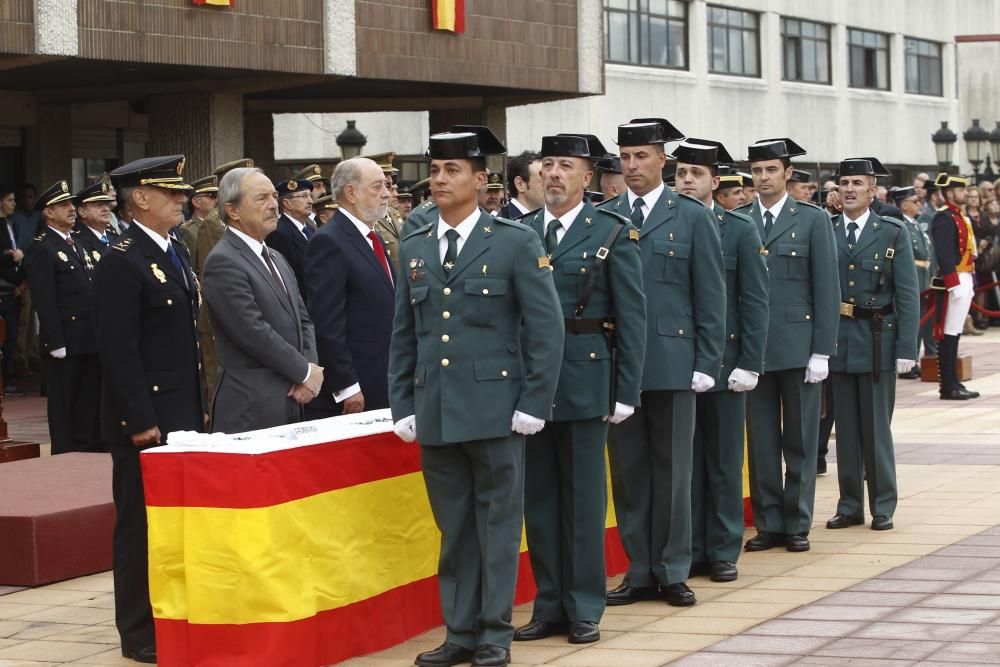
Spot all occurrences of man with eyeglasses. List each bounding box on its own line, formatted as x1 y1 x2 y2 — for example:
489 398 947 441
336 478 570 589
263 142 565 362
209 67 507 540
179 176 218 267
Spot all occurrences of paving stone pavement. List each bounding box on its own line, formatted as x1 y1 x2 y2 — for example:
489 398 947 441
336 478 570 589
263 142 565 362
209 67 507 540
1 332 998 666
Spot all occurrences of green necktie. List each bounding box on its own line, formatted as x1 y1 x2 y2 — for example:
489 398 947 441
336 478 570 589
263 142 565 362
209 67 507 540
764 210 774 239
545 219 561 254
442 228 459 273
631 197 645 229
847 221 859 249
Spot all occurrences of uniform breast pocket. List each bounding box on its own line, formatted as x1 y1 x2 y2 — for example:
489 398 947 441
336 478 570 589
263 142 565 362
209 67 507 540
860 258 885 291
409 285 431 334
723 253 738 273
777 243 809 281
560 259 591 298
652 240 690 284
464 277 508 327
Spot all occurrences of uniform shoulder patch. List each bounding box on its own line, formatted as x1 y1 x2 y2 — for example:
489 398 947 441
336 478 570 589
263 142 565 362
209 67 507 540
537 256 552 270
111 237 134 253
628 228 640 242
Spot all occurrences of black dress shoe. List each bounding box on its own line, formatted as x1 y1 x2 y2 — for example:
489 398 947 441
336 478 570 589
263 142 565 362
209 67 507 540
661 582 696 606
471 644 510 666
513 619 567 641
817 459 827 475
786 534 810 552
606 583 659 606
940 387 976 400
568 621 600 644
826 513 864 529
897 368 921 380
871 515 894 531
121 645 157 664
744 531 786 551
710 561 738 582
689 561 710 578
415 642 475 667
958 384 981 398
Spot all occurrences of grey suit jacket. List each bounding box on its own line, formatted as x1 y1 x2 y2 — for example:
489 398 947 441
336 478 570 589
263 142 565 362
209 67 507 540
202 228 318 433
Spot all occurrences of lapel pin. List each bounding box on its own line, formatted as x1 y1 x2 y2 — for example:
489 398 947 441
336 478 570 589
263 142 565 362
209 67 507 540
585 217 592 225
791 232 796 239
482 264 488 275
483 226 492 234
790 207 797 213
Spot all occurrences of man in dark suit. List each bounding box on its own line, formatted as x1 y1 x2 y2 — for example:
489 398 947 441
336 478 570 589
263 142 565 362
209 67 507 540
93 155 205 665
24 180 103 453
499 151 544 220
72 180 119 265
202 168 323 433
0 185 26 393
304 157 394 418
266 178 314 295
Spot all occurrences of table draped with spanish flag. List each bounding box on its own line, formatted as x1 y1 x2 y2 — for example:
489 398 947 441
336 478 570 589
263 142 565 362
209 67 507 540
140 409 630 666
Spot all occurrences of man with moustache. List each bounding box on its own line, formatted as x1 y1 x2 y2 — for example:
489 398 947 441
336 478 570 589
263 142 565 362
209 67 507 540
515 134 645 644
72 180 118 263
479 172 505 215
267 178 314 295
672 139 768 582
179 175 218 261
599 118 726 607
24 180 102 454
890 185 935 379
388 127 563 667
201 167 323 433
94 156 205 664
735 139 840 554
304 157 395 418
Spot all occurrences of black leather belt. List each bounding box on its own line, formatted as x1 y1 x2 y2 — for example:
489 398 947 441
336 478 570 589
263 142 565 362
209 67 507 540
564 318 615 335
839 303 894 319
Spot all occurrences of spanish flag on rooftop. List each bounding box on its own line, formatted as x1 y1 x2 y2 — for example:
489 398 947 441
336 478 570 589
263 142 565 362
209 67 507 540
142 411 628 666
432 0 465 33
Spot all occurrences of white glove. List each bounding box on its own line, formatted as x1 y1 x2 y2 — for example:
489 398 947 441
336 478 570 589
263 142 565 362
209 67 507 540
49 347 67 359
727 368 759 393
804 354 829 384
896 359 916 375
511 410 545 435
691 371 715 393
604 402 635 424
948 280 974 301
393 415 417 443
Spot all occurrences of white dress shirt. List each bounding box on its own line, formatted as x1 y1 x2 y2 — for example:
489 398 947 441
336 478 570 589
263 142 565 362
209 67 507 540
843 209 871 240
47 226 72 242
133 220 170 252
543 200 586 245
627 181 665 219
437 208 481 263
85 225 106 242
759 192 789 222
509 198 531 217
284 213 309 240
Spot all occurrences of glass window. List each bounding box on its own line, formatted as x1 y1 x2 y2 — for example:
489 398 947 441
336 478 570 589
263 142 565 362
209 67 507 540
905 37 943 96
848 28 890 90
781 17 831 84
603 0 688 69
707 6 760 77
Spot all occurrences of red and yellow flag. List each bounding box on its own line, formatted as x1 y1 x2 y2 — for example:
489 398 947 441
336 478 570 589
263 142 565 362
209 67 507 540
432 0 465 33
192 0 232 6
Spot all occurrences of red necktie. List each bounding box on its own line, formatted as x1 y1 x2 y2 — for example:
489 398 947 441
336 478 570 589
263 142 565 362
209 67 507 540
368 230 393 284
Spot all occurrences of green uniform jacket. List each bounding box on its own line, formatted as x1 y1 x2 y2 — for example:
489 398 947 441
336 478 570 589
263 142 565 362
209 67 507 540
734 197 840 371
402 200 441 238
829 212 919 373
711 203 769 387
523 202 647 419
388 212 564 445
599 188 726 390
903 215 934 292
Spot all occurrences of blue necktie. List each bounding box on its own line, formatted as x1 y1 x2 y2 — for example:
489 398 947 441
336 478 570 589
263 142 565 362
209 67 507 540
302 224 315 240
165 242 187 286
100 234 109 245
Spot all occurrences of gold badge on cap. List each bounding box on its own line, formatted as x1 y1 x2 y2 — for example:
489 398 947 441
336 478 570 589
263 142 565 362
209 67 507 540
60 181 68 193
287 180 297 191
176 158 185 176
151 263 167 284
101 181 109 194
313 165 321 175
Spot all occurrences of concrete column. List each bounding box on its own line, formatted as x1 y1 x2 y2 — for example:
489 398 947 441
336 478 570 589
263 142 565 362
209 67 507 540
148 92 245 178
244 110 275 178
25 103 71 187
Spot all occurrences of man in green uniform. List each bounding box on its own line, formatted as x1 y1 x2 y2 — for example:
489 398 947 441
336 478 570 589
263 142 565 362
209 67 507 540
513 134 645 645
736 138 840 553
599 118 726 607
713 171 746 211
672 139 769 582
825 158 918 532
388 127 563 667
179 175 218 261
890 185 935 379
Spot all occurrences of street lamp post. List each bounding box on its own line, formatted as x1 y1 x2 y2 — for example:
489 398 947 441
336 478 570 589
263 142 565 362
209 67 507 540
963 119 990 183
931 121 958 171
984 121 1000 182
336 120 368 160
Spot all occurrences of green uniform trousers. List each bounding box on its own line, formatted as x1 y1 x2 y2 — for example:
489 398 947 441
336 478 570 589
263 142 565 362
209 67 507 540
747 369 821 536
420 435 525 650
831 372 898 518
608 390 695 587
524 417 608 624
692 389 746 565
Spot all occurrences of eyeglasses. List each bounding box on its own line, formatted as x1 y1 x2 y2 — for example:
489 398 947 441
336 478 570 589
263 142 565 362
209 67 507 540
287 192 312 200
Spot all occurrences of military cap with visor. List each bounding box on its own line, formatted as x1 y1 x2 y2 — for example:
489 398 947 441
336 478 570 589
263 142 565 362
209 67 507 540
213 158 254 179
74 179 115 205
789 169 813 183
190 175 219 195
291 163 324 182
110 155 192 192
275 179 314 198
35 180 75 211
540 134 591 159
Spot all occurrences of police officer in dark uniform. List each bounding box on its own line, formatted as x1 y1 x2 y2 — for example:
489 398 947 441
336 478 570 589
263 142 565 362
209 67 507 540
73 179 119 263
93 155 205 665
24 180 102 454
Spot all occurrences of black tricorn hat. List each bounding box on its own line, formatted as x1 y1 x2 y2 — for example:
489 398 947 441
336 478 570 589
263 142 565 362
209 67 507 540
789 169 813 183
557 133 613 160
888 186 917 204
747 138 807 162
541 135 591 159
596 156 622 175
670 138 735 166
934 172 970 189
617 117 684 147
838 157 890 178
442 125 507 156
428 128 507 160
737 172 754 187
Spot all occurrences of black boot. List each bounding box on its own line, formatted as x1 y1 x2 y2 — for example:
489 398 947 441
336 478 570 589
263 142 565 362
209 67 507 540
939 335 975 400
953 334 980 397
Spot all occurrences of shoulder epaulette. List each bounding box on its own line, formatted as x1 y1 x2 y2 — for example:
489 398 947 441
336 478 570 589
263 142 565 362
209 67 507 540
402 222 434 241
796 200 824 212
676 192 703 205
493 216 532 232
33 232 45 243
596 207 630 225
725 209 754 224
733 202 753 213
879 214 906 229
596 195 623 209
111 237 134 253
